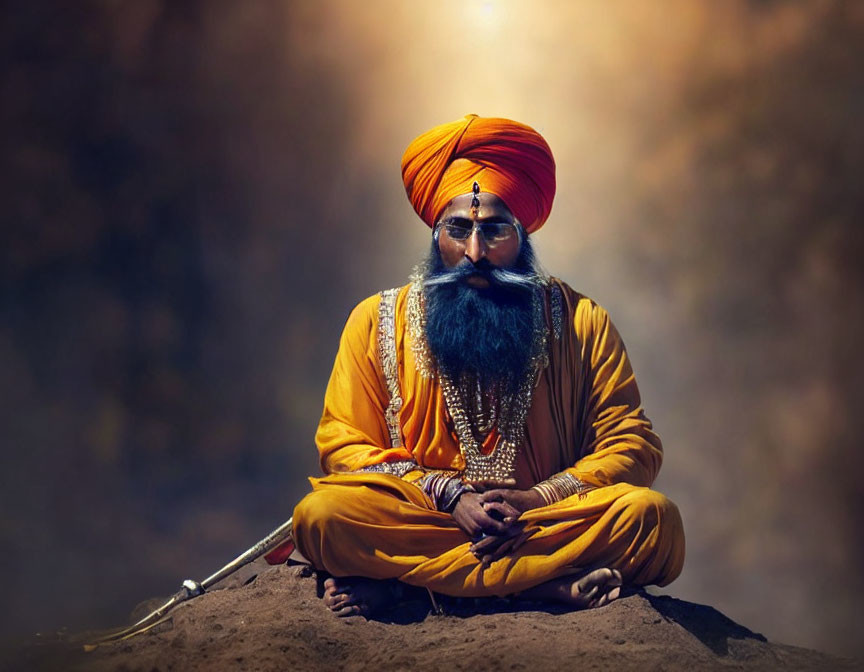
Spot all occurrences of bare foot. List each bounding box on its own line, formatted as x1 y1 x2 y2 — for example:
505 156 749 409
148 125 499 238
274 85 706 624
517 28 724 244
518 568 623 609
322 576 401 617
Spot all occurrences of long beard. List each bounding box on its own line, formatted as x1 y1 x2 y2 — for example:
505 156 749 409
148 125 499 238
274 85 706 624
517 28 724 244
420 240 544 393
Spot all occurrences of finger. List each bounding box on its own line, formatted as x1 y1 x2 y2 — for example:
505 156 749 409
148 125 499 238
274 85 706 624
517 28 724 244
480 501 510 521
468 479 517 492
482 500 521 521
472 512 508 536
475 533 502 551
508 529 532 554
478 534 519 565
470 534 503 555
479 518 508 535
451 515 479 540
488 525 529 559
463 501 509 535
478 489 505 502
470 524 526 556
487 536 520 562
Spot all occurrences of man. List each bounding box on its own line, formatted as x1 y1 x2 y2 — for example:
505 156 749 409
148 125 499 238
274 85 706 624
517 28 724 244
287 114 685 617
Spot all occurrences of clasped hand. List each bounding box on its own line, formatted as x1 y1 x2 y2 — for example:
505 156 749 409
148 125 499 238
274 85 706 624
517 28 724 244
450 479 545 567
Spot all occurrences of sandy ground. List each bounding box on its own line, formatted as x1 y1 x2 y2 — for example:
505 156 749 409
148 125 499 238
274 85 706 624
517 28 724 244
6 562 861 672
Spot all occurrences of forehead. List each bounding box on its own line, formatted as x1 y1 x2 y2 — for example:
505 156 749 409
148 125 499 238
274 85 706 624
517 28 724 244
438 192 515 222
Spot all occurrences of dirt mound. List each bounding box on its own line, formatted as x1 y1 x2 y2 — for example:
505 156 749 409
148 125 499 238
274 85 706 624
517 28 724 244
8 563 860 672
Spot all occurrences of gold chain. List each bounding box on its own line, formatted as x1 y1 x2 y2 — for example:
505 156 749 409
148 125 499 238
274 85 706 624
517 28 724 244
406 271 549 481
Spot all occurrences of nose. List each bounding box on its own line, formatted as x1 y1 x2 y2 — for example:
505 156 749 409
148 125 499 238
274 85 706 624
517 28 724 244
464 227 487 264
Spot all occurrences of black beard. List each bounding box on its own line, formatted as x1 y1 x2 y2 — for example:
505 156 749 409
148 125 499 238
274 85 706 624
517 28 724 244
420 240 542 393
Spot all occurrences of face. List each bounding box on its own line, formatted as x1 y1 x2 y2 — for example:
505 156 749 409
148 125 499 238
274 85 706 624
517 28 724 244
435 192 521 288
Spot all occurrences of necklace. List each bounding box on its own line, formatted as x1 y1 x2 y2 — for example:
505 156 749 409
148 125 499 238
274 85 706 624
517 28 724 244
406 272 549 481
465 376 499 438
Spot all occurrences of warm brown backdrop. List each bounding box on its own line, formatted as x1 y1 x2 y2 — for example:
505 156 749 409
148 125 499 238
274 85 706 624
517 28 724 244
2 0 862 659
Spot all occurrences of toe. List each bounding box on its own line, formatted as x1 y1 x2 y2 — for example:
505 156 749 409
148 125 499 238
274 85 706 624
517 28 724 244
335 604 360 617
576 568 609 591
326 592 352 610
329 593 359 613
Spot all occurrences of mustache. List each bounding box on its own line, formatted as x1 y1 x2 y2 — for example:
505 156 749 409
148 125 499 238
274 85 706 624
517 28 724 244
422 258 545 290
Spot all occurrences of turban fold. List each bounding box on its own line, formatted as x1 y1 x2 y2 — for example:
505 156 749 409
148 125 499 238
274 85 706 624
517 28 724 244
401 114 556 234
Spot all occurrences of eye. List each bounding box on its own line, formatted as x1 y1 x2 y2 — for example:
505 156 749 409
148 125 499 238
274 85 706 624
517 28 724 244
445 224 471 240
479 222 513 240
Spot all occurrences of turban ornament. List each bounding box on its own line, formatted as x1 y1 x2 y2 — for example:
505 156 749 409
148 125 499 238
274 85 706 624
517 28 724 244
401 114 557 234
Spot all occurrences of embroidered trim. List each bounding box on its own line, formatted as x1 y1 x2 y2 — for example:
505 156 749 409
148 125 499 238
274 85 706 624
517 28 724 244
406 273 435 379
378 288 403 448
550 284 563 341
357 459 419 478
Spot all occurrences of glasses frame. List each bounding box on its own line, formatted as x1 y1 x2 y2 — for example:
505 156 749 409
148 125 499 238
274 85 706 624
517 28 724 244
433 217 523 248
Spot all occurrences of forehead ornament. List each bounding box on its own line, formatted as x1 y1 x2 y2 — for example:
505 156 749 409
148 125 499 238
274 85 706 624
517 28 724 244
471 181 481 212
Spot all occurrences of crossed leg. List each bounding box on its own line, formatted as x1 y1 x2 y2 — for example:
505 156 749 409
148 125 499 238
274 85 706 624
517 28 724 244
292 473 684 617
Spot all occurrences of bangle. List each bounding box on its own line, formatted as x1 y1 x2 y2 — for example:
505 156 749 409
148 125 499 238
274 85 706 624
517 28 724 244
531 472 587 506
419 472 475 512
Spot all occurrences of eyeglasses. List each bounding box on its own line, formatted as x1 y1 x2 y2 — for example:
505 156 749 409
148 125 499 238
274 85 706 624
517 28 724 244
437 219 519 247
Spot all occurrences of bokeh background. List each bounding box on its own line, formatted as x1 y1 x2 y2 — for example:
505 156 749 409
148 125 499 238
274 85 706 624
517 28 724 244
2 0 862 659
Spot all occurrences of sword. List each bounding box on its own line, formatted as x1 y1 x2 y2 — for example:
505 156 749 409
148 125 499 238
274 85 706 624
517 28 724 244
82 516 294 651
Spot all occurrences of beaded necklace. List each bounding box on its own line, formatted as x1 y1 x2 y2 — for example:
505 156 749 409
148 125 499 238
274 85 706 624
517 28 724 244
406 272 549 481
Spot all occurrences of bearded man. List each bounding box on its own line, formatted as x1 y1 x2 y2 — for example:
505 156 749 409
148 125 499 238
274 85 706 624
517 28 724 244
283 114 685 617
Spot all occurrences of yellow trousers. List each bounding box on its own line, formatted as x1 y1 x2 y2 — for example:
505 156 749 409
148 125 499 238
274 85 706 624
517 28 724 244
292 472 685 596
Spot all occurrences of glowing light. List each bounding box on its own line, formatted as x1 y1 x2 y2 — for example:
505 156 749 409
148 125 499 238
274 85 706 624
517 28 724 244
468 0 505 34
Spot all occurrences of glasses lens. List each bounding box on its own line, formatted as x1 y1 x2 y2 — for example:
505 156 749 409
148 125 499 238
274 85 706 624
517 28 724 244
444 224 471 240
478 222 514 242
441 221 516 245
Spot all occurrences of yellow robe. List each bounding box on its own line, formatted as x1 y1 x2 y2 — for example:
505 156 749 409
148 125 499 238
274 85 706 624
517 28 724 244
292 280 685 596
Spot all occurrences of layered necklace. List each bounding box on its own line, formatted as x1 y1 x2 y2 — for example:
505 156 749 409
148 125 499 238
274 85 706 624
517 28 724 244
406 273 549 481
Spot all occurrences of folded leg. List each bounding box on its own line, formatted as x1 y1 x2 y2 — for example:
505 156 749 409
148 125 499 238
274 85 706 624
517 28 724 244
292 474 684 597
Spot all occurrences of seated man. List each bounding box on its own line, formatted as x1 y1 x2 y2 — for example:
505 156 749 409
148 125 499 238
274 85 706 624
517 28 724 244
289 114 685 617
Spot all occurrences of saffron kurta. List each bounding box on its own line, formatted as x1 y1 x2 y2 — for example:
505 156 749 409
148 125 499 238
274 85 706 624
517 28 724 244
292 280 685 596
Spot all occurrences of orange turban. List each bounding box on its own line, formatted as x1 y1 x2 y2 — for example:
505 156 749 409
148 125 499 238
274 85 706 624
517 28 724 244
401 114 556 234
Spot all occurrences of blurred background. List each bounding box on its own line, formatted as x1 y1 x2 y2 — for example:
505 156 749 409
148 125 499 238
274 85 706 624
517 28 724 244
2 0 862 659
